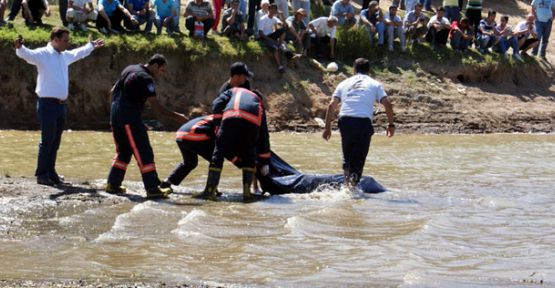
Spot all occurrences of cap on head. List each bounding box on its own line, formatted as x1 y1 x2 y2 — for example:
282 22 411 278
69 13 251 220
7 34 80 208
261 0 269 5
230 62 254 77
295 8 307 16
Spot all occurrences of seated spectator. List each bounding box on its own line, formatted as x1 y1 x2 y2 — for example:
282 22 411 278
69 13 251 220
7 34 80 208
426 6 451 48
443 0 461 22
285 8 310 55
404 0 418 12
125 0 154 33
308 16 338 60
172 0 181 33
222 0 246 40
153 0 176 34
476 9 498 54
292 0 310 25
97 0 136 33
258 3 287 73
359 1 385 46
253 0 270 39
404 2 427 44
495 15 522 61
384 5 406 52
514 14 539 55
450 17 473 51
67 0 98 31
184 0 214 39
330 0 355 27
22 0 50 26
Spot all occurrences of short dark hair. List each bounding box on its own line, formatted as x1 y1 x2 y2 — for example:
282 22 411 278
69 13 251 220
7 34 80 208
147 54 167 66
488 9 496 17
437 6 445 12
460 17 469 25
354 58 370 74
415 2 423 7
389 5 398 10
50 27 70 40
501 15 509 22
269 3 278 9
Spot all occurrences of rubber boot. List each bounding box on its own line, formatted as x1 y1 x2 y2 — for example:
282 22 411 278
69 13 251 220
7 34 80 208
193 167 221 201
243 167 263 203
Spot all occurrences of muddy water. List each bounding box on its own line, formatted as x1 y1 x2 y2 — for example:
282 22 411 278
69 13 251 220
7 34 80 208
0 131 554 287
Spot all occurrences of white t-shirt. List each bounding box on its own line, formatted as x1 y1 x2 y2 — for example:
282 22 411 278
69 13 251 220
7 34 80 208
309 16 337 38
333 74 387 119
258 14 281 36
427 15 450 29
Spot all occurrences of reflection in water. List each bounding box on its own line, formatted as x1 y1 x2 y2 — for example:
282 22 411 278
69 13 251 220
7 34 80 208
0 131 554 286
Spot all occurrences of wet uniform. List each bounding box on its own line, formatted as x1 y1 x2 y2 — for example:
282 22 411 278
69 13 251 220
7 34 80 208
107 64 161 191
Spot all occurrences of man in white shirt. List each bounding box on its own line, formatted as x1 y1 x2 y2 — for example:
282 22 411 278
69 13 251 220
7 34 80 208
322 58 395 187
384 4 406 52
514 14 539 55
15 27 104 186
308 15 338 60
426 6 451 48
258 3 287 73
66 0 98 31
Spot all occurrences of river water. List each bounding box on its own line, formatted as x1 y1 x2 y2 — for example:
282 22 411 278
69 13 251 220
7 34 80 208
0 131 554 287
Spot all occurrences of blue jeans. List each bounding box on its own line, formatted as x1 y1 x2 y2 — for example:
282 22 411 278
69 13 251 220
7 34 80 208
35 98 67 179
292 0 310 24
477 34 496 52
444 6 460 22
155 15 174 34
173 0 181 31
533 19 552 57
386 25 406 49
130 12 154 33
419 0 431 10
497 36 519 55
450 31 470 50
365 22 385 45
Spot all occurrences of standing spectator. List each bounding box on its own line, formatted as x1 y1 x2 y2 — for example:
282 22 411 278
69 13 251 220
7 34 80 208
126 0 154 33
222 0 246 40
14 28 104 186
172 0 181 33
22 0 50 26
476 9 498 54
360 1 385 46
275 0 288 20
253 0 269 39
450 17 473 51
465 0 482 35
66 0 98 31
0 0 7 25
308 16 338 60
60 0 68 26
106 54 187 198
246 0 262 35
404 2 427 45
292 0 310 25
419 0 432 12
184 0 215 38
443 0 461 22
404 0 418 12
514 14 539 55
531 0 555 60
285 8 310 55
97 0 136 34
212 0 222 31
258 3 287 73
384 5 406 52
496 15 523 61
5 0 22 22
426 6 451 48
330 0 355 27
153 0 176 34
322 58 395 188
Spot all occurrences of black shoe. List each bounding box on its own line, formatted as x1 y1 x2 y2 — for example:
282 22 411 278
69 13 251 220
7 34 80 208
146 186 172 199
50 174 67 185
159 180 172 189
37 175 55 186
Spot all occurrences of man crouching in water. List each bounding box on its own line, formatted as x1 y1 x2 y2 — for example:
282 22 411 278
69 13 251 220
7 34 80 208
322 57 395 188
195 88 271 202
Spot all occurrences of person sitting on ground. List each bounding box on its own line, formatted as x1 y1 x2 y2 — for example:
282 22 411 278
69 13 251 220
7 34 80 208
153 0 176 34
476 9 498 54
184 0 214 39
22 0 50 26
285 8 310 56
308 16 338 60
222 0 247 40
330 0 355 27
125 0 154 33
66 0 98 31
258 3 288 73
253 0 269 39
97 0 136 34
403 2 427 45
449 17 473 51
425 6 451 48
495 15 523 61
292 0 310 25
514 14 539 56
384 5 406 52
360 1 385 46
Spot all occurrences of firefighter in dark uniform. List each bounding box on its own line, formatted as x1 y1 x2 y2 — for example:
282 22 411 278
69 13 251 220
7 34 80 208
106 54 188 199
160 114 268 191
196 87 271 202
218 62 253 93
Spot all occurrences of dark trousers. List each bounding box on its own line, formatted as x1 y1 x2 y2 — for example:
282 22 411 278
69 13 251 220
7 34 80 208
96 9 125 31
59 0 67 25
247 0 260 31
7 0 22 20
167 140 213 185
185 16 215 37
426 27 450 46
35 98 67 179
107 103 160 191
311 35 336 59
210 118 258 170
338 116 374 184
466 9 481 36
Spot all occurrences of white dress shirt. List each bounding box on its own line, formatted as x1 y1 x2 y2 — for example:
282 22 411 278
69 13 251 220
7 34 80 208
309 16 337 38
16 42 94 100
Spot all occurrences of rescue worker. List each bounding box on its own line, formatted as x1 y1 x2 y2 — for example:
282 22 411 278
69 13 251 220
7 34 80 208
195 88 271 202
219 61 253 93
105 54 188 199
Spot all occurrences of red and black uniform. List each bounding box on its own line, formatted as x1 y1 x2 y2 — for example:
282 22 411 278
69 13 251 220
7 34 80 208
107 64 160 192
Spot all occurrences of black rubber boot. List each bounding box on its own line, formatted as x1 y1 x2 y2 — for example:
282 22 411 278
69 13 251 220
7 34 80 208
193 167 221 201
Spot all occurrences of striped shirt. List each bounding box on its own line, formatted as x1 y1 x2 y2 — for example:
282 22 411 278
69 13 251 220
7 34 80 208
466 0 482 10
443 0 458 7
185 0 213 17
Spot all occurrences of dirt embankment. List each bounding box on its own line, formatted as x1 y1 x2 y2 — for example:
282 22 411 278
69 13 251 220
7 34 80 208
1 41 554 134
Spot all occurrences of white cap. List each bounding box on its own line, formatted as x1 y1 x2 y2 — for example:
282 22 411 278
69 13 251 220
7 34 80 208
261 0 270 5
